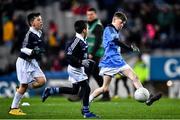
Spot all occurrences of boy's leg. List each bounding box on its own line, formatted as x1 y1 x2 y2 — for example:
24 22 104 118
78 80 90 107
122 68 143 89
42 83 80 102
28 77 46 89
114 74 120 96
79 80 98 118
9 84 28 115
122 76 131 96
89 75 111 103
91 63 110 101
122 68 162 105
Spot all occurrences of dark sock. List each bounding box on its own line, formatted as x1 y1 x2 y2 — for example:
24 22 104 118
82 106 89 113
49 87 59 95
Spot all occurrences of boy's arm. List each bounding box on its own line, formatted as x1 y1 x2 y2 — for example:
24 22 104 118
113 39 133 51
107 27 140 53
113 39 140 53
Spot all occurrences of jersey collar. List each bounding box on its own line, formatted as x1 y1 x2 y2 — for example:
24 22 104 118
108 24 119 33
76 33 85 41
29 27 42 38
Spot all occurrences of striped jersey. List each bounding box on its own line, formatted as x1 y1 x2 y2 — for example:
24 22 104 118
19 27 45 60
66 33 88 68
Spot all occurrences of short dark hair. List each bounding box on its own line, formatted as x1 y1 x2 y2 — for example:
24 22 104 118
87 7 97 13
74 20 87 33
27 12 41 26
113 12 127 22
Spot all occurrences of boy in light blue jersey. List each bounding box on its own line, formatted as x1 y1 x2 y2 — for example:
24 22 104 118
99 26 127 68
89 12 161 106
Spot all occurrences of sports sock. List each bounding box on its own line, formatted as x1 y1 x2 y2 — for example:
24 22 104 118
49 87 59 95
11 92 23 108
89 95 94 103
82 106 89 113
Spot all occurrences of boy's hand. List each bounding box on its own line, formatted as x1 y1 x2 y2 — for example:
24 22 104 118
131 43 140 54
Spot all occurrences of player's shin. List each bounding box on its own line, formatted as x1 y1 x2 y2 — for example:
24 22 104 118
89 87 104 102
133 78 143 89
11 92 24 108
11 84 28 108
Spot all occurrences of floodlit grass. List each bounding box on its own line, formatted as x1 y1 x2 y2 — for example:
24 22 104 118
0 96 180 119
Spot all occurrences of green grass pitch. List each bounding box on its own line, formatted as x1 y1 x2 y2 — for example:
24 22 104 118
0 96 180 119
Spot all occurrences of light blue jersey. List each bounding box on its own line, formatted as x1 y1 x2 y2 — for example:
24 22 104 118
99 24 126 68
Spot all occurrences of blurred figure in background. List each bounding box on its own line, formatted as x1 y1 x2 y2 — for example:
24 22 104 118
3 16 15 47
51 50 67 71
133 55 149 86
85 8 110 101
11 15 28 54
169 80 180 99
48 20 60 55
113 74 131 99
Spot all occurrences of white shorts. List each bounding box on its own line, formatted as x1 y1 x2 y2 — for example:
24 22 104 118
99 64 131 77
67 65 88 83
16 57 45 84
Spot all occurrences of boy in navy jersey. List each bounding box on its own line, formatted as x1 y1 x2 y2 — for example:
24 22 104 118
42 20 98 118
9 13 46 115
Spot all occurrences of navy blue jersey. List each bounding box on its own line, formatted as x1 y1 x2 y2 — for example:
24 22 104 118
20 27 45 60
66 33 88 68
22 31 45 50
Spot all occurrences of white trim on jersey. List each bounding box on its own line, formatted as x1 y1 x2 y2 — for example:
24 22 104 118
67 38 80 55
67 33 87 55
20 48 33 55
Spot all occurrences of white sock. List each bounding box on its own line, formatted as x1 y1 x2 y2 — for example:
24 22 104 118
11 92 23 108
89 95 94 103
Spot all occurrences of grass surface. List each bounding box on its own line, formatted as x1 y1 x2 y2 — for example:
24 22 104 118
0 96 180 119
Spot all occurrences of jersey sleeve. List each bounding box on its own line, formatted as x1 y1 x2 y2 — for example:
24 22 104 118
66 39 82 67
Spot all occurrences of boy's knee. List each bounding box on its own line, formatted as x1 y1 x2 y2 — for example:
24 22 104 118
102 87 109 93
18 84 28 94
36 77 46 86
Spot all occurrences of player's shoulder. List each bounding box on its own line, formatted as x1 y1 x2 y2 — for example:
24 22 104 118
68 36 81 47
29 31 38 39
105 24 118 34
105 24 113 30
103 25 113 34
73 36 81 43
